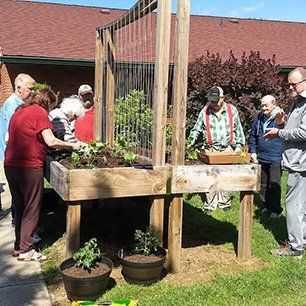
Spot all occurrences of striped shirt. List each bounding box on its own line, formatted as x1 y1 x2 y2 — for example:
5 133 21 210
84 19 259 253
189 103 245 151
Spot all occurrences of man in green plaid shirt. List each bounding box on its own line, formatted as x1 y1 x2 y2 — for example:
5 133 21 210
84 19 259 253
189 86 246 210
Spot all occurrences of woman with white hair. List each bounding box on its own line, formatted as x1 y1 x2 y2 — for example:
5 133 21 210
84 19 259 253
49 96 85 143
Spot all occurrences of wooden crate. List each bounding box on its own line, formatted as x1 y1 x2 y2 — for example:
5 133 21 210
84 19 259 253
199 151 251 165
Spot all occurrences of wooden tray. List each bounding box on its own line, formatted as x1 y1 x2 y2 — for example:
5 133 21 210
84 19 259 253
199 151 251 165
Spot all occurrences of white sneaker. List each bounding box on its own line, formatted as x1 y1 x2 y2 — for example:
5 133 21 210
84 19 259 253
32 233 42 244
203 204 217 211
18 249 46 261
218 202 231 209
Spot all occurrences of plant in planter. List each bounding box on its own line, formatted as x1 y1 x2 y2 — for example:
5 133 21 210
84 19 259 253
119 229 166 284
59 238 113 301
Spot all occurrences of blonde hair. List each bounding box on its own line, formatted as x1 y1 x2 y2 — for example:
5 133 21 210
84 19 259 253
14 73 35 90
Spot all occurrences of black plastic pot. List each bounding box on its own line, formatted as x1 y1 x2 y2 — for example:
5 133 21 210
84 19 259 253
60 257 113 301
119 248 166 284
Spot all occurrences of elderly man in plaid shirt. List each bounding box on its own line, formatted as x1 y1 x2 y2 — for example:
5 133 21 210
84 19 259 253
189 86 246 210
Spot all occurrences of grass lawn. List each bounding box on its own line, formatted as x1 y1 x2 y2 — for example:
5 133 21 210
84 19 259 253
41 172 306 305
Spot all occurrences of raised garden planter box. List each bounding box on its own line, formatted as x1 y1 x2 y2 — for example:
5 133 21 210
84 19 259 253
199 152 251 165
50 162 260 201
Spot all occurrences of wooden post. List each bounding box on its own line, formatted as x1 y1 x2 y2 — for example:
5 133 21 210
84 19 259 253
65 202 81 259
238 191 254 259
167 0 190 273
94 29 104 142
105 28 115 146
150 0 172 242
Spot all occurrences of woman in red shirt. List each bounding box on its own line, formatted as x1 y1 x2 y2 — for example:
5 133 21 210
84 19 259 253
4 86 81 261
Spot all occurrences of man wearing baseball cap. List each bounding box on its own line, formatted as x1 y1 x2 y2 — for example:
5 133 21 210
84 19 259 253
75 84 95 142
188 86 246 210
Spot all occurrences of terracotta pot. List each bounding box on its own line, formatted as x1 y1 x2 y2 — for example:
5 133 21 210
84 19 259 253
119 248 166 284
60 257 112 301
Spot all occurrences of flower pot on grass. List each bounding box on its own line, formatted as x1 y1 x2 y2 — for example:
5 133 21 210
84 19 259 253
118 229 166 284
60 238 113 301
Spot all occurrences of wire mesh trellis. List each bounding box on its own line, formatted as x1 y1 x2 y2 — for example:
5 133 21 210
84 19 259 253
97 0 176 160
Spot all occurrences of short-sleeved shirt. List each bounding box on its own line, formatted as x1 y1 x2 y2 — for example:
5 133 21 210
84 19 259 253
4 104 52 168
0 94 23 160
75 107 94 143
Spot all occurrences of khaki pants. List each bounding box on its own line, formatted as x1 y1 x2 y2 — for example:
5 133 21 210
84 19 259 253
0 160 11 210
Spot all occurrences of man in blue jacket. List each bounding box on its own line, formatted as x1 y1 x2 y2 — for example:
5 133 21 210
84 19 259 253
249 95 284 218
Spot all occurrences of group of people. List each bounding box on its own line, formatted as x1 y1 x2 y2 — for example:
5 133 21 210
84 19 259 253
1 66 306 260
0 74 95 261
189 67 306 257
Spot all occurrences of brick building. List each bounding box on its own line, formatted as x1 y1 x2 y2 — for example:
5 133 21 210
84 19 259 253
1 0 306 104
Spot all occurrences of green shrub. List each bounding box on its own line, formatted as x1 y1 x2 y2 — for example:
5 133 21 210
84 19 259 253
73 238 102 272
133 229 161 256
115 90 152 149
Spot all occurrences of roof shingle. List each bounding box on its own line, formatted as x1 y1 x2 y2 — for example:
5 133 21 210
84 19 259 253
1 0 306 67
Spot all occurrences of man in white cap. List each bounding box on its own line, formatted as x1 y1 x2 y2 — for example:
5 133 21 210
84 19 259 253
75 84 95 142
188 86 246 210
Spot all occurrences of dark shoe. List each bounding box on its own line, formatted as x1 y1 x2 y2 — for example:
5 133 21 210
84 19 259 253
272 245 304 257
261 208 269 214
270 212 283 219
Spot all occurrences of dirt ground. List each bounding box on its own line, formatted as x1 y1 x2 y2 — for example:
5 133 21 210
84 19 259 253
47 242 265 306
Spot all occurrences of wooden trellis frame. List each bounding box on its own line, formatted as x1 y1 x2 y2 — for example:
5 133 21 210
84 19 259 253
49 0 260 273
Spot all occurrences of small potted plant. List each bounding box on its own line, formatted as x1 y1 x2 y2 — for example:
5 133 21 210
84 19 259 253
118 228 166 284
60 238 113 301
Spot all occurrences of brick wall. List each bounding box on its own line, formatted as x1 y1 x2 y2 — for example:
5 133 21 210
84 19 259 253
0 63 14 105
1 62 95 106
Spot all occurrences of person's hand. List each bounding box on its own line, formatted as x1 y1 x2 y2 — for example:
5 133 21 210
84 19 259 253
71 141 84 150
250 153 258 163
263 128 279 140
275 111 286 126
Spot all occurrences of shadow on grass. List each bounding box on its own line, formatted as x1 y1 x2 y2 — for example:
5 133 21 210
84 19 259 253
253 192 287 244
163 198 238 252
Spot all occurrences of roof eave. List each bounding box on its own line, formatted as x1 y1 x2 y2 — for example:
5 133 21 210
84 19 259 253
0 55 95 67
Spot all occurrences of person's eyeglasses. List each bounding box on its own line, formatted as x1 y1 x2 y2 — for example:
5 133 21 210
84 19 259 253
288 79 306 87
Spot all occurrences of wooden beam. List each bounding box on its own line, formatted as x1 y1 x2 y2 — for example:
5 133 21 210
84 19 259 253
66 202 81 259
167 0 191 273
171 0 190 165
152 0 171 165
150 197 164 242
94 30 104 141
100 0 158 32
172 164 260 193
167 196 183 272
105 29 115 146
150 0 172 245
238 191 254 259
